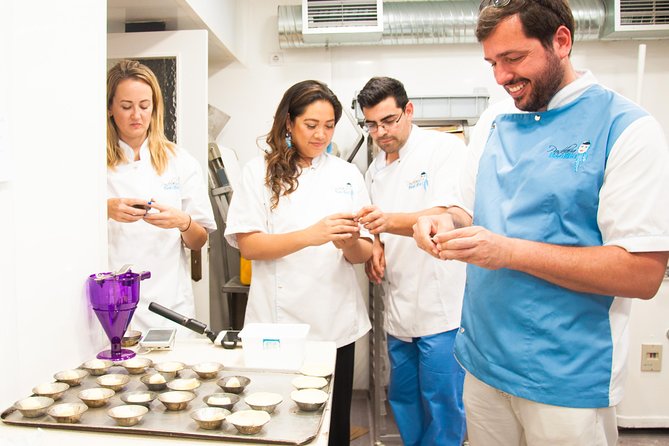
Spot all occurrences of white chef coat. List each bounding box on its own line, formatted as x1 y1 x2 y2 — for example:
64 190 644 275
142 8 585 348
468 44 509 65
366 125 467 338
107 139 216 335
224 153 372 348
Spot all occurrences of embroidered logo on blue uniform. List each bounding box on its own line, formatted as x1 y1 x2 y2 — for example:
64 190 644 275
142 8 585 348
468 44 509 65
163 177 180 190
574 141 591 172
408 171 429 191
547 141 591 172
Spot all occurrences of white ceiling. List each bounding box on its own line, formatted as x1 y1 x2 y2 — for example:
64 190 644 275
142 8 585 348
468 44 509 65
107 0 236 68
108 0 195 32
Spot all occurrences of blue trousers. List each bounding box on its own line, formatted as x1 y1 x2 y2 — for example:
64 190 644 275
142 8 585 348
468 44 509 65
387 329 466 446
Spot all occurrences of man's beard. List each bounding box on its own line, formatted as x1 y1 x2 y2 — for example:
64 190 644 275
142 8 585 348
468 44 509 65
514 49 565 112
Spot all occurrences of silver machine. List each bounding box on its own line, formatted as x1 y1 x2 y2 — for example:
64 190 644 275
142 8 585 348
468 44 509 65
205 105 250 332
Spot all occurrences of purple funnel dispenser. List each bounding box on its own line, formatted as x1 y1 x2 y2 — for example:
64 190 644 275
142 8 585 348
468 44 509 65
87 270 151 361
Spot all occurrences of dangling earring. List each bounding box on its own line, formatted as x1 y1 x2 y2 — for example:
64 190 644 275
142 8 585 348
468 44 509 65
285 132 292 149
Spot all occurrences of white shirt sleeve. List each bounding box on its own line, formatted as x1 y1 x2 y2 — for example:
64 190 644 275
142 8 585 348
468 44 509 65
224 157 269 248
350 163 373 240
454 117 490 216
428 133 467 209
177 148 217 232
364 164 374 192
456 99 517 217
598 115 669 252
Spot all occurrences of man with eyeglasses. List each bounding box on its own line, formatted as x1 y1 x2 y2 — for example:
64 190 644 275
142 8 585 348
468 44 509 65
413 1 669 445
355 77 467 446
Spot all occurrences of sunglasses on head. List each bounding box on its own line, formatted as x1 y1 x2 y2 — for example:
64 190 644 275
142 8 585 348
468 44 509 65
479 0 564 18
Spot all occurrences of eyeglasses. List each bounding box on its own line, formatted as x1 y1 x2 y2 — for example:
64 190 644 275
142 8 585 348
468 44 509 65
363 109 405 133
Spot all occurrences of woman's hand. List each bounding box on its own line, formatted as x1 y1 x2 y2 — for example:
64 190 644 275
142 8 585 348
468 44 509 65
304 212 361 247
356 205 388 235
237 212 372 262
317 212 372 264
107 198 151 223
332 230 360 250
143 200 208 250
142 200 191 230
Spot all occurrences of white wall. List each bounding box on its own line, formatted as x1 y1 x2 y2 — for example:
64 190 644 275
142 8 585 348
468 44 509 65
208 0 669 390
186 0 244 64
0 0 107 404
209 1 669 169
617 280 669 426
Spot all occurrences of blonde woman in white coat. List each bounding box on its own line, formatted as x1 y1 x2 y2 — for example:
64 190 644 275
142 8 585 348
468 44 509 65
106 60 216 333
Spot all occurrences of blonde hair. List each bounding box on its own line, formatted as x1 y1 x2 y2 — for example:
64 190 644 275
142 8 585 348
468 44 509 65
107 59 175 174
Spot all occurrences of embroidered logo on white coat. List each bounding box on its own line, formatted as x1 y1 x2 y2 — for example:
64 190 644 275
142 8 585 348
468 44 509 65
335 182 354 198
408 172 429 191
163 177 180 190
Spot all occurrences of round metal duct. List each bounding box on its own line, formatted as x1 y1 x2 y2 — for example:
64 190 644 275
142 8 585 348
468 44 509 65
278 0 606 48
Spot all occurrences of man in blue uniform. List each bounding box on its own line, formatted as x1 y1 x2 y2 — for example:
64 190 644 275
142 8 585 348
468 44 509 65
413 0 669 445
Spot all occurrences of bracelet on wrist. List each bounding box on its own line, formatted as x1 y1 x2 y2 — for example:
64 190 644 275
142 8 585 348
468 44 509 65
180 215 192 233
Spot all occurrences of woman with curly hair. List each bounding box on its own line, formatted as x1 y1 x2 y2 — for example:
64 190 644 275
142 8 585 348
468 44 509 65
225 80 372 445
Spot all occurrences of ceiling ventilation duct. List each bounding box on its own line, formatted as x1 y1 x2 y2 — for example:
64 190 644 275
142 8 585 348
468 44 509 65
302 0 383 44
279 0 606 48
601 0 669 38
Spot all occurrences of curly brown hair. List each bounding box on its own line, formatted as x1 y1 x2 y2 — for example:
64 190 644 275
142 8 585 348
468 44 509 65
265 80 343 209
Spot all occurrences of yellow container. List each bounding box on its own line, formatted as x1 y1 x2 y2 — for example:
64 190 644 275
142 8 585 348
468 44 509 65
240 255 252 285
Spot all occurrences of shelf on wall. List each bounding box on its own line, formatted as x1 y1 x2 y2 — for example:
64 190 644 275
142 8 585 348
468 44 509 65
222 276 250 294
107 0 240 70
353 93 489 127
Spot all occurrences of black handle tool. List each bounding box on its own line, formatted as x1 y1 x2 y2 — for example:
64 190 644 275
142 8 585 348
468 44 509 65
148 301 239 349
